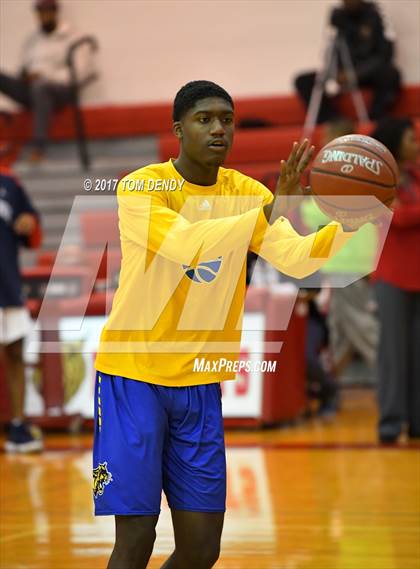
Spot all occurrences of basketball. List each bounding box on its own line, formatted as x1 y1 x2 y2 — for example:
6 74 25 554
310 134 399 225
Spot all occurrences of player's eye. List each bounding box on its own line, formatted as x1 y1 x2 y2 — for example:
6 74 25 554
198 116 209 123
224 117 233 124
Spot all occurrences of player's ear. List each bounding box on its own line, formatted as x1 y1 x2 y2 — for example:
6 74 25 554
173 122 183 139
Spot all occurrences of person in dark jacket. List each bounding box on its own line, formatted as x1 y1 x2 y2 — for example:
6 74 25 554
0 158 43 453
295 0 401 122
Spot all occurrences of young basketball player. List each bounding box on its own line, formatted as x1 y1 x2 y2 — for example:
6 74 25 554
93 80 358 569
0 161 43 453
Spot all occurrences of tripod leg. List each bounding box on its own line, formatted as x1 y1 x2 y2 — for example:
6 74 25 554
302 75 327 140
302 38 339 141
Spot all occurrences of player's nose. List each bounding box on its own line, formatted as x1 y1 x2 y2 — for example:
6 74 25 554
209 118 226 135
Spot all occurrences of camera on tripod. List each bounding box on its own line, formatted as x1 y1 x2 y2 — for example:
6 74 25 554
302 31 369 140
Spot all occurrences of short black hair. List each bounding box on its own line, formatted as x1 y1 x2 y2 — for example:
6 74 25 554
173 80 234 122
370 117 413 161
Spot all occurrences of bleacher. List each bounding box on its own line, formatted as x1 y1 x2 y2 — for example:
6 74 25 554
3 84 419 254
5 84 420 140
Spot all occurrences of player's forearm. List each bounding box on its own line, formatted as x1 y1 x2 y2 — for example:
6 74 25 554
252 218 354 279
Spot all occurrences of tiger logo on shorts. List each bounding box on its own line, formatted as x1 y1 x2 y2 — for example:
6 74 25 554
93 461 113 498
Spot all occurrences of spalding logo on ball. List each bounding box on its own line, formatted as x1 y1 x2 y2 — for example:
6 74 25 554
310 134 398 225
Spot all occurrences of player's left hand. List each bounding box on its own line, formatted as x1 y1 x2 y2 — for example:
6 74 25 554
276 139 314 197
13 213 36 236
264 139 315 223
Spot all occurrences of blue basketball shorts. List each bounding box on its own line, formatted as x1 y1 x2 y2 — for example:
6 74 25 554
92 372 226 515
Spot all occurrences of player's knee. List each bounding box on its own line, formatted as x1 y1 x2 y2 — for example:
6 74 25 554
127 526 156 551
202 542 221 567
178 540 220 568
115 517 157 553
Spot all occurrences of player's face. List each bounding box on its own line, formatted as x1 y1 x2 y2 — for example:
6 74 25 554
176 97 234 167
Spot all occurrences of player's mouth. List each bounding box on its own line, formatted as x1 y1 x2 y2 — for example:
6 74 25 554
208 139 228 152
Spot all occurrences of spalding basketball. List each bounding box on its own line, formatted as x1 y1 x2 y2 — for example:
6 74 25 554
310 134 398 225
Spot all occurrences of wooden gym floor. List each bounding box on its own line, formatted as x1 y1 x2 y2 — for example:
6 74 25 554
1 389 419 569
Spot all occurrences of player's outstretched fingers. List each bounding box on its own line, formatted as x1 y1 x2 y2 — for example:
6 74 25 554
276 160 288 194
295 139 309 166
298 145 315 174
286 142 299 168
280 160 287 180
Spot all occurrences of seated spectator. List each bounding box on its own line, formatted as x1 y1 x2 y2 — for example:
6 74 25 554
0 142 43 452
370 118 420 443
0 0 91 162
294 0 401 122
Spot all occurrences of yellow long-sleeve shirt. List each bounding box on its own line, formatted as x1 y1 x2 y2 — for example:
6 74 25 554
95 159 353 386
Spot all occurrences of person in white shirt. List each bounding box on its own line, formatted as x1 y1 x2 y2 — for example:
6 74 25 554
0 0 88 161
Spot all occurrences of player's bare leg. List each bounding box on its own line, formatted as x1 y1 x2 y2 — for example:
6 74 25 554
161 510 224 569
107 515 159 569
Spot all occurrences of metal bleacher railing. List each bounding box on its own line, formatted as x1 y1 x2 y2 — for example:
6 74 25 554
66 35 99 170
